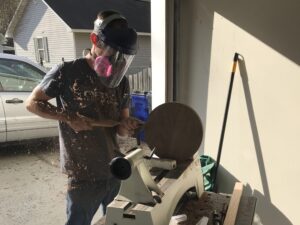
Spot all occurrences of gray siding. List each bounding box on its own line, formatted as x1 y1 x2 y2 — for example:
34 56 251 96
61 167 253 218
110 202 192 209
129 35 151 74
74 32 91 58
14 0 75 68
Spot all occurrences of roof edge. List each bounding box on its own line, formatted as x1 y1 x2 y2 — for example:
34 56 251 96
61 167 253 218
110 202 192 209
41 0 72 31
5 0 29 38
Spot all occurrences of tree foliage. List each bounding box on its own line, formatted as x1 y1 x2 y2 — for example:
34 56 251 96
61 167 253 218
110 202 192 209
0 0 21 35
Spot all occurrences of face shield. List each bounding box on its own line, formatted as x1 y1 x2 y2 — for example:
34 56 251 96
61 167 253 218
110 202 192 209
94 42 135 88
92 16 137 88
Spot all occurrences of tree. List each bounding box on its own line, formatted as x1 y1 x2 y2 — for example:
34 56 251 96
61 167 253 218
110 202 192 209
0 0 21 35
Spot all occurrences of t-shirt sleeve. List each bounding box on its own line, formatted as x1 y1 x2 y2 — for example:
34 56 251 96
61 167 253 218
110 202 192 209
119 77 130 110
39 63 66 98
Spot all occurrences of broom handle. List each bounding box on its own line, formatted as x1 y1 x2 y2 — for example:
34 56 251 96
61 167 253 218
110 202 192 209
213 53 239 192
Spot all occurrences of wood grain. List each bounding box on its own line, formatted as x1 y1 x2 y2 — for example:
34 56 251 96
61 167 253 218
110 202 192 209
223 182 244 225
144 102 203 162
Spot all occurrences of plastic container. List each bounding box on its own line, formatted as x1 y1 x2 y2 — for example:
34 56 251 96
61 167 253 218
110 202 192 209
130 91 151 141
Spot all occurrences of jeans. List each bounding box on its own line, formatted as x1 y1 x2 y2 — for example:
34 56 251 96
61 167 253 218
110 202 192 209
65 177 120 225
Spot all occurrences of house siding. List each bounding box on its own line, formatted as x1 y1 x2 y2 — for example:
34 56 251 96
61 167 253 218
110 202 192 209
14 0 75 69
73 32 91 58
13 0 151 72
129 35 151 74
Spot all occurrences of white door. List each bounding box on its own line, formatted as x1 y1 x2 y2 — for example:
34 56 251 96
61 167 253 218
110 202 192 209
1 92 58 142
0 57 58 142
0 95 6 142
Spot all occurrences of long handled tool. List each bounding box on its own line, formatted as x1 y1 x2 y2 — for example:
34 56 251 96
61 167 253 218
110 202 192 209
77 112 143 128
212 53 239 192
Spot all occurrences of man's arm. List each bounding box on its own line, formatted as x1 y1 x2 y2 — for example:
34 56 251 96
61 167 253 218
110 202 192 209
117 108 142 136
26 85 92 132
26 85 69 122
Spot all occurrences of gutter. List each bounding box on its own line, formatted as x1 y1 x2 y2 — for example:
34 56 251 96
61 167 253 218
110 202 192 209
5 0 29 38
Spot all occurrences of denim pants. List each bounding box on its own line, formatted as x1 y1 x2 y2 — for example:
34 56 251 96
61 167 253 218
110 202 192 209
65 177 120 225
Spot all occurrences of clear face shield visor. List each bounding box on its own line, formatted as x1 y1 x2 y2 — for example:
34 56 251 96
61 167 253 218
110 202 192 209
94 43 135 88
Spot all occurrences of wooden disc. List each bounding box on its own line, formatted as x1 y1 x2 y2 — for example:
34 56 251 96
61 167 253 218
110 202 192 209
144 102 203 161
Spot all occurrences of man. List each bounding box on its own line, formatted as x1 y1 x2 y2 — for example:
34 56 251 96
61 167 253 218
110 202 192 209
26 10 140 225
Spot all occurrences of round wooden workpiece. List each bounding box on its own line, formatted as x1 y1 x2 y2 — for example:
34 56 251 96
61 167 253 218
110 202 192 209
144 102 203 162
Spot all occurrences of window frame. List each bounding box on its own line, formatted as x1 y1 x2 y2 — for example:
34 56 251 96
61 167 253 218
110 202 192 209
33 37 50 64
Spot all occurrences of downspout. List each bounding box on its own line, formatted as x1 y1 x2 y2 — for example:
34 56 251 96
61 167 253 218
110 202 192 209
5 0 29 39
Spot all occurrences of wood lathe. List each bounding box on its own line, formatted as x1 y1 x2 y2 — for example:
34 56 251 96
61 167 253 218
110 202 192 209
96 103 256 225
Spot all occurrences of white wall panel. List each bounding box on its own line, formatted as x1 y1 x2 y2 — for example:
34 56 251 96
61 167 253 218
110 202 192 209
152 0 300 224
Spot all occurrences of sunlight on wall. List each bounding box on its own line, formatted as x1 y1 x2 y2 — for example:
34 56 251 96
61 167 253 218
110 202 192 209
205 11 300 225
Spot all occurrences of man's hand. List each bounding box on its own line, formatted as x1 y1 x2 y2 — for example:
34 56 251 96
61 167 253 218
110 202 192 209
117 117 144 136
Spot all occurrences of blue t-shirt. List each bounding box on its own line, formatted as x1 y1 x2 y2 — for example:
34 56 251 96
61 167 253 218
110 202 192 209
39 58 130 180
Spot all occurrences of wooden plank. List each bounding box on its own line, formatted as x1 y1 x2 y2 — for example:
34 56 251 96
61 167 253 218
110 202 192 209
223 182 244 225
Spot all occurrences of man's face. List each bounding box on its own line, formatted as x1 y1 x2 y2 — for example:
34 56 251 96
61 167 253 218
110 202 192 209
93 44 105 57
94 39 116 58
90 33 113 58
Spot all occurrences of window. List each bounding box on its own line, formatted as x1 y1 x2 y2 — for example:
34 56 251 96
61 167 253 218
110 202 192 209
0 58 45 92
33 37 49 64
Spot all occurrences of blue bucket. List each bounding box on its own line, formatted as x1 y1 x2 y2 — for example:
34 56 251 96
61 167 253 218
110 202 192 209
130 92 151 141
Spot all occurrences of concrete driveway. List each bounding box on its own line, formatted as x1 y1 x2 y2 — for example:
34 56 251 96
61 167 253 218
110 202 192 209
0 137 138 225
0 140 101 225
